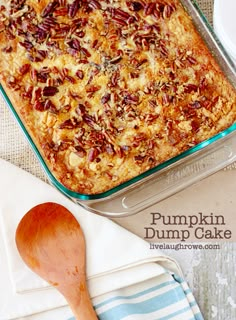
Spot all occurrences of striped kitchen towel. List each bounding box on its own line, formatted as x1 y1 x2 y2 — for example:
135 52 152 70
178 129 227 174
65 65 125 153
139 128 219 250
70 273 203 320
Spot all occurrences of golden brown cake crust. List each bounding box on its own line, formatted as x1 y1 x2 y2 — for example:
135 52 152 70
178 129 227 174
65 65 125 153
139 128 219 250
0 0 235 194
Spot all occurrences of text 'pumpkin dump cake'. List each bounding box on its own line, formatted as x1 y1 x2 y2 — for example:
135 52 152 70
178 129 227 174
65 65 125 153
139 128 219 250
0 0 235 194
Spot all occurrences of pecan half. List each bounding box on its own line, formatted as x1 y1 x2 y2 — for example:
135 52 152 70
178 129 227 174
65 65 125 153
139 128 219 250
41 1 58 18
43 86 59 96
163 5 173 19
123 93 139 105
33 101 45 112
126 1 143 11
76 103 86 116
111 16 127 26
88 0 101 10
144 3 155 15
75 30 85 38
82 114 97 128
19 40 33 51
67 38 81 50
44 99 58 113
68 0 80 18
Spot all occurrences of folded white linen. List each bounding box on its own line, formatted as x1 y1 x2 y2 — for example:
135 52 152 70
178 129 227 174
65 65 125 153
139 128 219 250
0 159 182 319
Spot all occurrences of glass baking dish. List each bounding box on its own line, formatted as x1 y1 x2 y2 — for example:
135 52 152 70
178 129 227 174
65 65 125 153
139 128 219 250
1 0 236 217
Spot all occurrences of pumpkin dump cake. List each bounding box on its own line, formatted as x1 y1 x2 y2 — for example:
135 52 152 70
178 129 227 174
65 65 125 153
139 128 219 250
0 0 235 194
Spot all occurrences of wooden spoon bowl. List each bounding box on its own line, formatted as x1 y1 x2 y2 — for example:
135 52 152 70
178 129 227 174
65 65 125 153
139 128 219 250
15 202 97 320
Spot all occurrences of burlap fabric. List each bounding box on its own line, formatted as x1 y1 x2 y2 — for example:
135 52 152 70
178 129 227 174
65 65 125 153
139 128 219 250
198 0 214 25
0 0 234 181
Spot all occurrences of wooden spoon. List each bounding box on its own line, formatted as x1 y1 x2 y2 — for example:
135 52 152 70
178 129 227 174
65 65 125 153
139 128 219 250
15 202 98 320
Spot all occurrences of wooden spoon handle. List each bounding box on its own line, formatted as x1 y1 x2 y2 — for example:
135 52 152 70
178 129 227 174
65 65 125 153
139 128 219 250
67 286 98 320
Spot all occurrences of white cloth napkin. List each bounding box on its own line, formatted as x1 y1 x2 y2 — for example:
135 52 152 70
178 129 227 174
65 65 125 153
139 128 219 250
0 159 182 319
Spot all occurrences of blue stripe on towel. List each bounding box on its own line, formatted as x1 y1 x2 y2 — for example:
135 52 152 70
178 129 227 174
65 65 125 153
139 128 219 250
190 301 197 307
94 279 176 310
188 315 204 320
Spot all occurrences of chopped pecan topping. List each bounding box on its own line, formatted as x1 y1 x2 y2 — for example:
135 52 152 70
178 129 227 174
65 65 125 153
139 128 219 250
186 56 197 65
105 143 115 155
65 75 76 83
184 84 198 93
86 85 101 93
134 155 145 163
110 71 120 87
188 101 202 109
44 99 58 113
191 119 201 132
80 47 91 57
2 45 13 53
54 7 68 16
101 93 111 104
59 118 80 129
168 132 181 146
200 77 208 91
19 64 31 75
19 40 33 51
74 145 86 158
82 114 97 128
123 93 139 105
88 147 100 162
145 113 159 123
76 69 84 79
162 93 173 105
1 0 235 195
109 54 123 64
21 85 33 99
